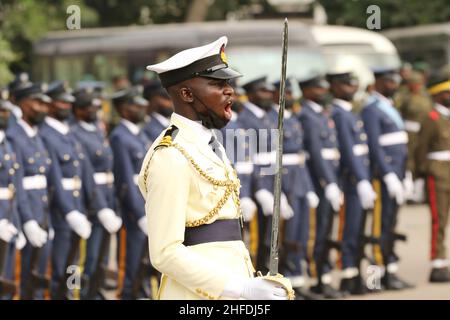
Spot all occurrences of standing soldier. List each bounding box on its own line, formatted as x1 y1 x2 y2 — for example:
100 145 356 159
142 81 174 142
269 79 320 299
109 86 151 300
416 76 450 282
71 87 122 299
396 72 433 203
361 68 412 290
139 36 291 300
7 72 30 127
7 83 51 299
41 81 110 299
240 76 293 274
328 71 377 295
298 74 343 298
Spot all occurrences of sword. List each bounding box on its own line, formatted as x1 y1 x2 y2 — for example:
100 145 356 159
269 18 288 276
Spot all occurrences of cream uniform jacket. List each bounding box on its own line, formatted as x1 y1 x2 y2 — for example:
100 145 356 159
138 112 255 300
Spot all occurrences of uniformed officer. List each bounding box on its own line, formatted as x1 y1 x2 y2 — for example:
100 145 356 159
6 82 52 299
40 81 110 299
71 86 122 299
0 88 28 299
7 72 31 127
269 79 320 299
328 71 377 295
361 68 412 290
109 86 152 300
140 36 293 300
415 75 450 282
395 72 433 203
297 73 344 298
142 80 174 142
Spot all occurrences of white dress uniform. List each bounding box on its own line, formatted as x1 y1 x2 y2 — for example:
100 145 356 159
138 37 255 300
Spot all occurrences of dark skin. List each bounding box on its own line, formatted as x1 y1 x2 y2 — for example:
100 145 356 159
434 91 450 107
19 98 49 126
117 102 146 124
148 95 174 116
272 89 293 105
48 100 72 118
374 77 399 98
167 77 234 123
302 86 329 103
0 108 10 125
247 88 273 108
73 104 99 122
330 81 358 101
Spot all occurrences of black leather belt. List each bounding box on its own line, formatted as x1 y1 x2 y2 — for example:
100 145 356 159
184 219 242 246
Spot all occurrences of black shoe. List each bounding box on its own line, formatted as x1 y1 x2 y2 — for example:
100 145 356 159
310 283 344 299
340 276 367 295
294 287 323 300
429 268 450 283
382 273 413 290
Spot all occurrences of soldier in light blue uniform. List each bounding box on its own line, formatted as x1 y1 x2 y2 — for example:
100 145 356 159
0 88 29 299
7 83 52 299
40 81 110 299
142 81 174 142
328 71 377 295
269 80 320 300
297 74 344 298
109 86 152 299
361 68 412 291
71 86 122 299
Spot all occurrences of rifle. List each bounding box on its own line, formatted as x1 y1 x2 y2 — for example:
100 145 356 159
84 230 110 300
131 240 153 299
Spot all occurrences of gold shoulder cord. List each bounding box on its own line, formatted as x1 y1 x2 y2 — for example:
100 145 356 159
143 135 243 227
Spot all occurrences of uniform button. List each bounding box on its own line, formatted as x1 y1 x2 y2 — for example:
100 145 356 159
357 120 364 128
4 154 10 161
39 166 45 173
73 190 80 197
79 153 84 159
360 133 367 141
73 160 79 167
42 195 48 202
63 154 70 161
28 157 35 164
14 163 20 170
46 159 52 165
9 168 15 175
385 156 392 163
96 150 102 156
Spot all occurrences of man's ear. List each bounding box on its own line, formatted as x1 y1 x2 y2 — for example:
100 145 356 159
180 87 194 103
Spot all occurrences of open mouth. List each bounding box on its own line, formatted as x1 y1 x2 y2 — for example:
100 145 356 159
224 100 233 119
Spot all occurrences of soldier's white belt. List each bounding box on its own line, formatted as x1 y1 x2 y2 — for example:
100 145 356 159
23 175 47 190
93 172 114 185
133 174 139 185
321 148 340 161
404 120 421 133
378 131 408 146
252 152 306 166
0 188 13 200
427 151 450 161
235 162 254 174
62 178 82 191
352 144 369 157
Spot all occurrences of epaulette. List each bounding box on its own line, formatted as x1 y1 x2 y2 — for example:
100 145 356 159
154 125 178 151
429 110 440 121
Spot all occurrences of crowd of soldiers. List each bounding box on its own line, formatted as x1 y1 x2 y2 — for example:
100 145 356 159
0 60 449 300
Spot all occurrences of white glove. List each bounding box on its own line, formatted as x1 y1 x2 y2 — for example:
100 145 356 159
403 171 414 201
383 172 405 205
280 193 294 220
255 189 274 216
222 277 288 300
98 208 122 234
23 220 48 248
240 197 257 222
138 216 148 236
325 183 343 212
66 210 92 239
0 219 18 243
412 178 425 203
306 191 319 209
15 231 27 250
357 180 377 210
